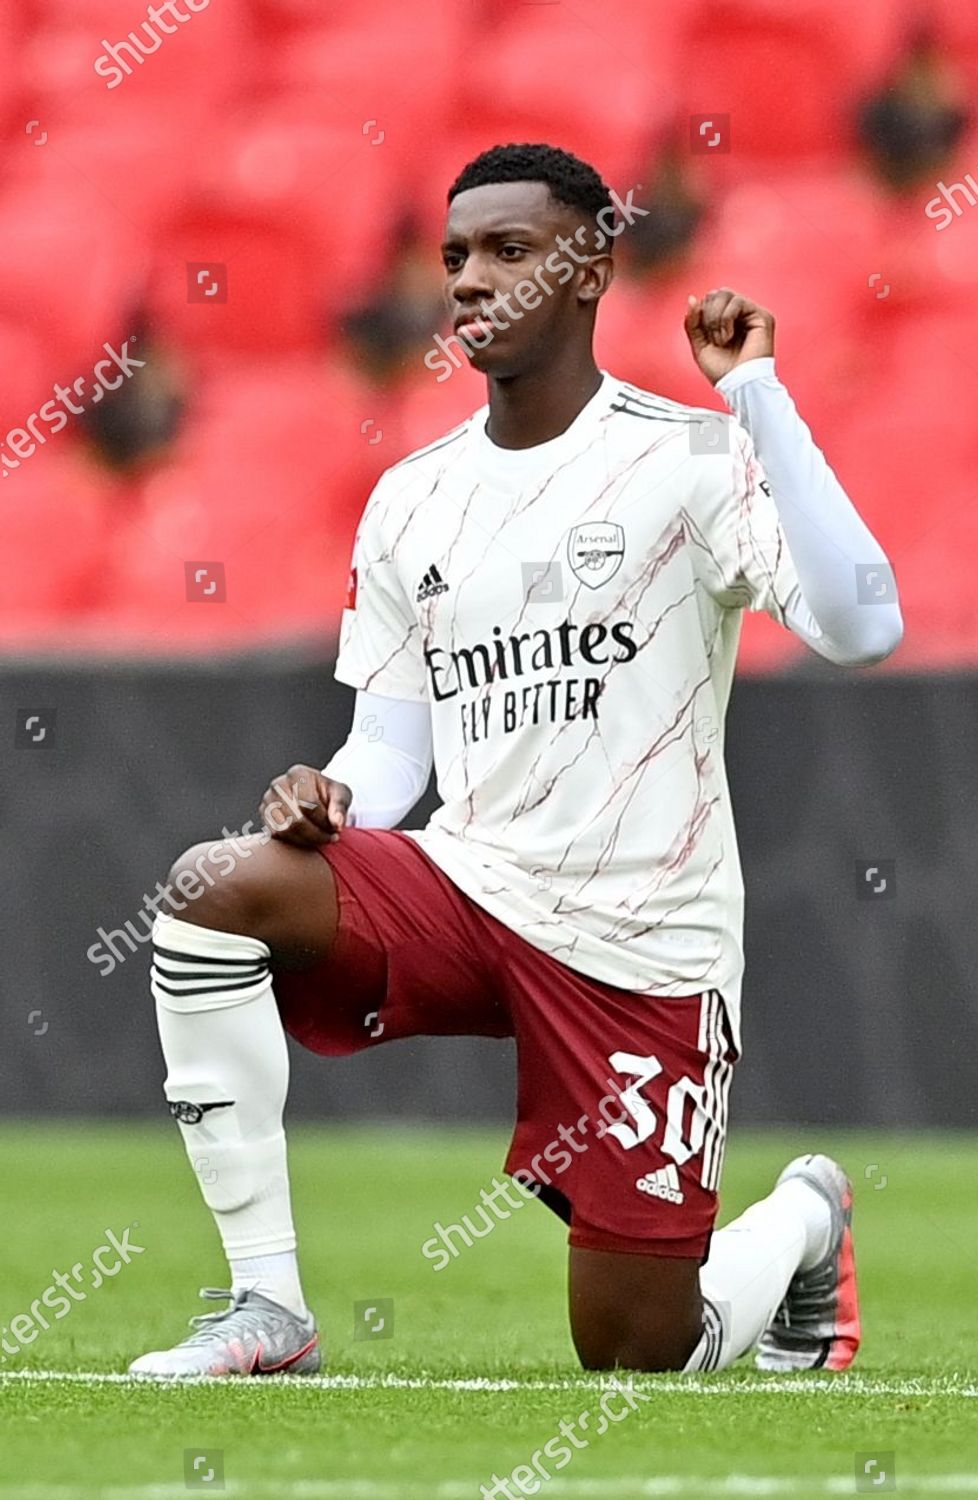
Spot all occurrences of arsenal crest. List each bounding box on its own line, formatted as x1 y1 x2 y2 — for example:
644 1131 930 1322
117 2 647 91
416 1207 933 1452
566 523 625 589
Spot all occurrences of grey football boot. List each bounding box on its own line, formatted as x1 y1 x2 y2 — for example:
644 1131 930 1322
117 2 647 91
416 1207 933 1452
128 1287 320 1377
756 1154 860 1372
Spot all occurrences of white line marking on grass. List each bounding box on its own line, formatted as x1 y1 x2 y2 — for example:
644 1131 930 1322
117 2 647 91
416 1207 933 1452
6 1477 978 1499
0 1370 975 1397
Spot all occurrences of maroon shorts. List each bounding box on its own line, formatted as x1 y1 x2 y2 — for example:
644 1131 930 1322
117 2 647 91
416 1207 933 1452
274 828 738 1259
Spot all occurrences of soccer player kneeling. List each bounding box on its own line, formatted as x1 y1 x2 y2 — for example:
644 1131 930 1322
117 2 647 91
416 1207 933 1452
129 145 900 1378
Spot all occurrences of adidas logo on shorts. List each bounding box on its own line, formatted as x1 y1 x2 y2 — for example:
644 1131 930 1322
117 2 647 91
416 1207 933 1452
416 563 449 602
635 1163 684 1205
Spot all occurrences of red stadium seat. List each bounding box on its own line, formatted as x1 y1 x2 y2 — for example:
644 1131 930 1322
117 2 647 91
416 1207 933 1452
0 2 29 140
861 141 978 334
824 331 978 599
458 10 680 189
181 357 386 505
23 2 246 112
94 510 356 650
261 24 458 172
691 170 885 425
478 0 696 59
0 317 56 432
697 0 907 85
193 104 399 318
681 0 905 168
0 183 146 378
144 206 327 363
0 446 113 646
252 0 454 33
91 359 386 649
890 496 978 670
926 0 978 86
4 109 196 233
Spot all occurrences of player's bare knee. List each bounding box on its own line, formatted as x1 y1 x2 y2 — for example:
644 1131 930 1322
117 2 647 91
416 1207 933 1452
576 1333 693 1373
571 1270 702 1374
159 832 338 961
160 834 277 934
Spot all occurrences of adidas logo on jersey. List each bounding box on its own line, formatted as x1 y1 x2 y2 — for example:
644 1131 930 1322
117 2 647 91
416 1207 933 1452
635 1164 684 1205
416 564 449 602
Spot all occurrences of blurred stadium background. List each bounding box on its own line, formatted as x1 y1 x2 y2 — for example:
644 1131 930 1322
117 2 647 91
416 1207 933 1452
2 0 976 1128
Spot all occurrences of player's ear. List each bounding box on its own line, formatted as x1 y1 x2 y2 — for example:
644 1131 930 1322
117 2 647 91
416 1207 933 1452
577 252 615 306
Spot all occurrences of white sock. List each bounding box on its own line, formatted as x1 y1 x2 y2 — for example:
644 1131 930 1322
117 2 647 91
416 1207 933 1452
686 1178 832 1371
228 1251 307 1317
151 913 307 1318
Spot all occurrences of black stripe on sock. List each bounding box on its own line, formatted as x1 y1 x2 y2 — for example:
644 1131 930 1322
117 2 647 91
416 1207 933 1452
151 961 269 983
701 1300 725 1372
152 977 269 1000
153 945 267 967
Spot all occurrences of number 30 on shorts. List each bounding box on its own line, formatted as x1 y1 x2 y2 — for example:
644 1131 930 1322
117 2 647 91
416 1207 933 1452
603 1051 708 1166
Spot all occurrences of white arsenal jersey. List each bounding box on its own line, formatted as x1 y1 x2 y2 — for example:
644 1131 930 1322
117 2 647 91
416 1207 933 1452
335 373 800 1042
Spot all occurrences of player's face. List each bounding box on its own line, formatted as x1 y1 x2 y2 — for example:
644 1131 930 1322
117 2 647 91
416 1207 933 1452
441 181 608 378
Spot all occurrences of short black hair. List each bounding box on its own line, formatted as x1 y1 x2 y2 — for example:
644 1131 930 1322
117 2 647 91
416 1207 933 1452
448 143 614 226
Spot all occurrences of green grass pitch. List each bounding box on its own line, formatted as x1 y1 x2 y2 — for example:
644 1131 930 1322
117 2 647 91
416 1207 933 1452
0 1123 974 1499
